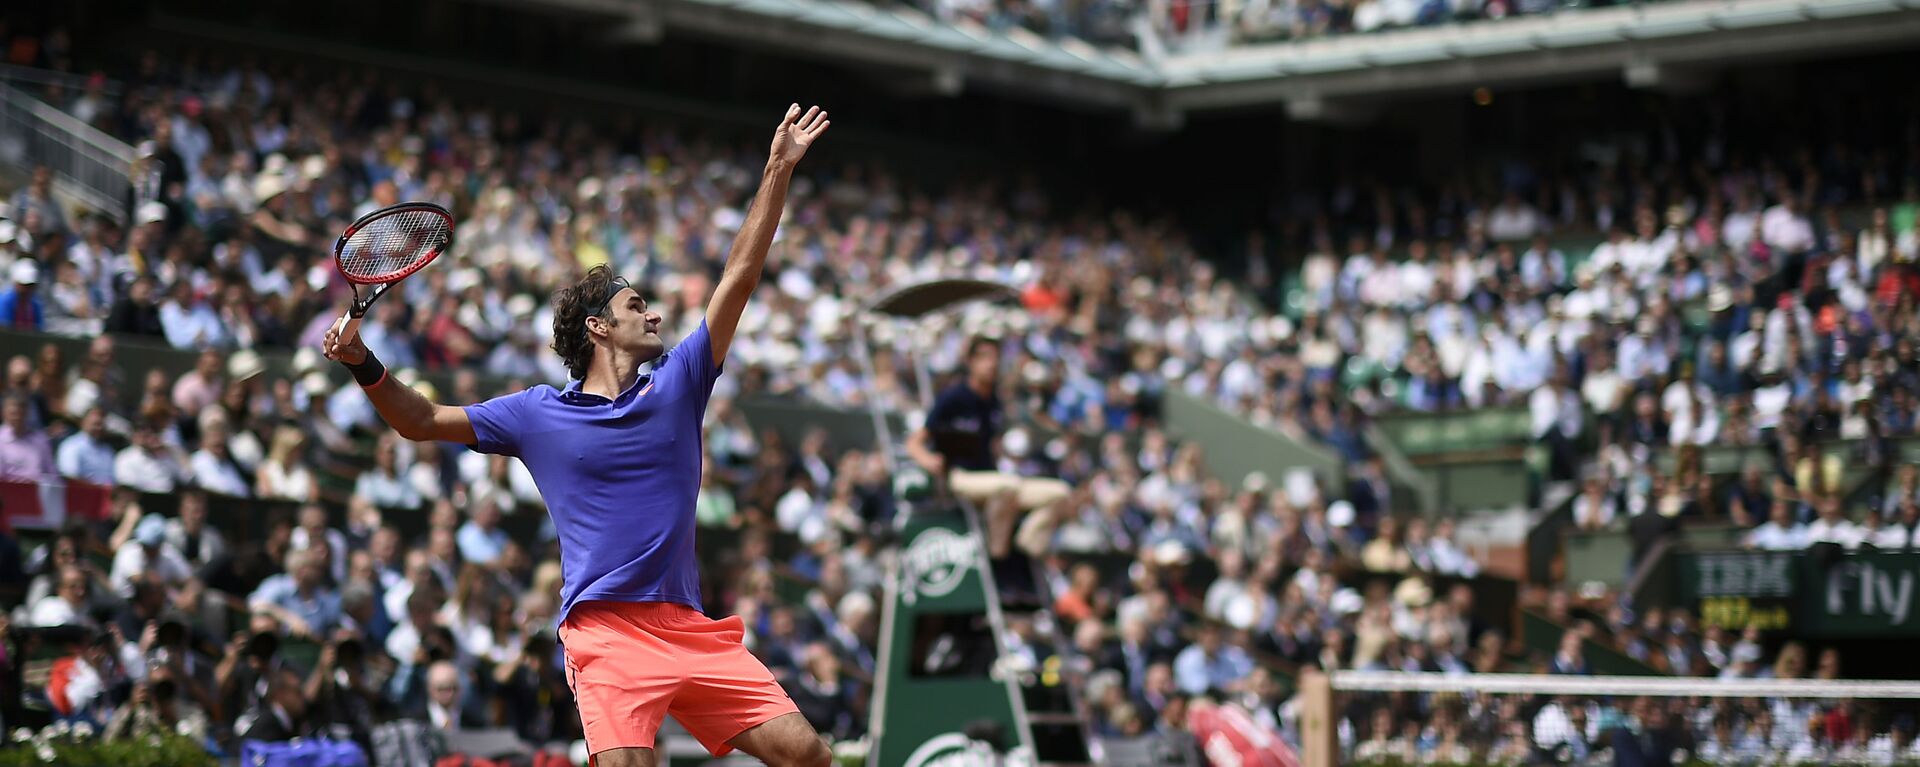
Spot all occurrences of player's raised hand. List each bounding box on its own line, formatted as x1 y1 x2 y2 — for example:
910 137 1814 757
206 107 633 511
769 103 830 170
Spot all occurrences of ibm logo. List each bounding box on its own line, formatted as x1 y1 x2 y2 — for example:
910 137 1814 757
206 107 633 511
1694 553 1793 598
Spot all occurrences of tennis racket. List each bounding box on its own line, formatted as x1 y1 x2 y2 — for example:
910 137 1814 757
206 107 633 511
330 202 455 347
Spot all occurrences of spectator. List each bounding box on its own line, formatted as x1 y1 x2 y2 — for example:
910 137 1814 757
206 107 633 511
0 393 55 481
30 564 97 628
695 455 739 528
189 413 251 497
302 634 378 750
1719 638 1766 680
1534 694 1602 758
1426 519 1478 577
171 348 227 416
10 167 66 235
1548 631 1591 675
113 419 185 493
1746 499 1808 551
385 586 446 669
104 274 165 338
1360 516 1412 573
419 660 483 732
255 426 317 502
1601 698 1682 767
1171 623 1253 696
1529 364 1583 482
786 641 859 741
165 490 227 569
108 513 192 599
55 405 115 485
456 496 510 566
440 566 502 663
1867 506 1912 550
158 278 229 350
290 504 349 584
354 434 420 510
490 633 578 745
1054 561 1103 626
248 549 342 640
45 633 109 724
0 259 44 332
1804 496 1861 548
104 667 210 743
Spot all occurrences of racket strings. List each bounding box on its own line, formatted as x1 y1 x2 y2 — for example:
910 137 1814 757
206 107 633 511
339 209 451 281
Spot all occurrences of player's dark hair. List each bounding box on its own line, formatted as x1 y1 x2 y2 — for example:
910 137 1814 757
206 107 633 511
552 265 620 381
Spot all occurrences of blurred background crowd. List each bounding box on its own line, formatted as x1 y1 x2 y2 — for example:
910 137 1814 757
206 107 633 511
0 3 1919 765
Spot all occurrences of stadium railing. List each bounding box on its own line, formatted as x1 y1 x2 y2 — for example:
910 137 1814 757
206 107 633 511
0 81 133 224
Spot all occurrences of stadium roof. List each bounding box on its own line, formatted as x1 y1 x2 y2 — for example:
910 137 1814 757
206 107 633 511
521 0 1920 125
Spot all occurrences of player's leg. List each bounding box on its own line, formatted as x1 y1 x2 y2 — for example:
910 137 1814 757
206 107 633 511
724 712 833 767
559 603 682 767
587 747 658 767
668 611 826 765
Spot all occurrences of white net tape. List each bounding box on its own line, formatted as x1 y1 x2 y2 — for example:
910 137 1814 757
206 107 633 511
1332 671 1920 699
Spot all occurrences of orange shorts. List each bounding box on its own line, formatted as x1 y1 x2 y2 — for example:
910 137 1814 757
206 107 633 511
558 600 799 758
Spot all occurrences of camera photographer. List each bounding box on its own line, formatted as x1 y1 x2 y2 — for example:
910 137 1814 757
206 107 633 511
489 632 578 745
304 629 379 753
387 622 466 726
103 662 209 742
216 613 306 743
383 588 448 672
125 614 219 723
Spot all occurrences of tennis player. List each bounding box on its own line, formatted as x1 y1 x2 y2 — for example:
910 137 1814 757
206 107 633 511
323 104 832 767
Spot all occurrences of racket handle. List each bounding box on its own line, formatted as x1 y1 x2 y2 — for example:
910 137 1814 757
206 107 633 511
333 311 364 349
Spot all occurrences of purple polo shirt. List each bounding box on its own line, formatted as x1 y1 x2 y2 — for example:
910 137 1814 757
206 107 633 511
464 321 720 623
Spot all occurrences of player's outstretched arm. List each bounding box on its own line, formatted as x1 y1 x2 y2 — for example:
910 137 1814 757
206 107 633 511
323 324 477 445
706 103 831 367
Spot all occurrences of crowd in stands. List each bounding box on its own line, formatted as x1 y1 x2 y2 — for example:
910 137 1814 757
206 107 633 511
907 0 1139 47
1 22 1919 767
882 0 1667 56
1141 0 1663 54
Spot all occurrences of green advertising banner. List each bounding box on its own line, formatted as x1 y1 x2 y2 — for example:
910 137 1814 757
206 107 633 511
870 511 1034 767
1675 550 1920 638
1681 550 1797 632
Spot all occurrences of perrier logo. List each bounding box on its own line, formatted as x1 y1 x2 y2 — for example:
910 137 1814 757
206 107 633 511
902 527 976 605
902 733 997 767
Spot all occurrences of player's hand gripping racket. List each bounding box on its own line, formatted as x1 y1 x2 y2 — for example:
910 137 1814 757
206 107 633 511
330 202 454 348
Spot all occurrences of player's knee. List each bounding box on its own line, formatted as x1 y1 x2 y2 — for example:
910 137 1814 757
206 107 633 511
590 747 657 767
804 737 835 767
767 735 833 767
